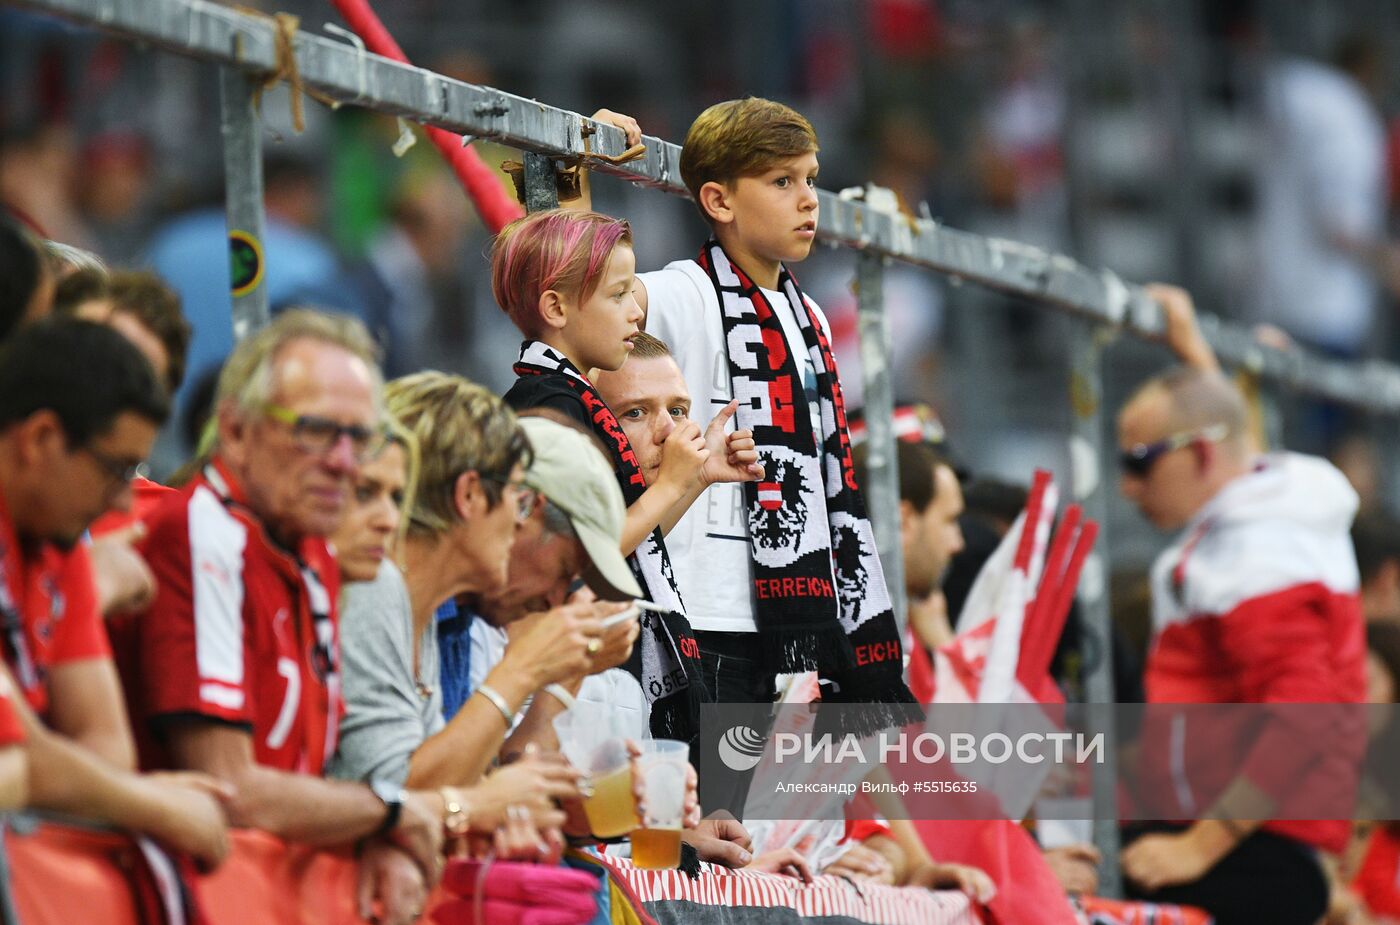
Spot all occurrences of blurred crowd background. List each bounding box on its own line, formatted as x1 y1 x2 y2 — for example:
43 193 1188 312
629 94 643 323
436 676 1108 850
6 0 1400 580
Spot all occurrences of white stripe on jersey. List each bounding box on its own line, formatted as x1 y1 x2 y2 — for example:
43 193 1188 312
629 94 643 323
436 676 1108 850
198 682 245 710
189 486 248 708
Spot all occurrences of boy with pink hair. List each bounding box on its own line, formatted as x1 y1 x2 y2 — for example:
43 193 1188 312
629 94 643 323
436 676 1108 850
493 208 760 748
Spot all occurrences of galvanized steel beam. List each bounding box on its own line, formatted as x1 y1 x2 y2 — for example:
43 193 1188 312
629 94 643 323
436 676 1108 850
12 0 1400 412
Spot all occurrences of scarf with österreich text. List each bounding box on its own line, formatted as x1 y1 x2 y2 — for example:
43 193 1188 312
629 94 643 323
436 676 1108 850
696 239 921 734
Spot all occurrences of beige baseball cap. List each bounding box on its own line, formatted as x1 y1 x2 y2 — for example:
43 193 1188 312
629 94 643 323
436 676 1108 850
518 416 643 601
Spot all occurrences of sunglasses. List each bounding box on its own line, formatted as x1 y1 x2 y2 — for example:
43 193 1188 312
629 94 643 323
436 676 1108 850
264 404 388 464
1119 424 1229 478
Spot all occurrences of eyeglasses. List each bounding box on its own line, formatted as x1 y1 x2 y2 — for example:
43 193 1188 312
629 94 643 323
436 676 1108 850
1119 424 1229 478
483 474 538 523
82 445 147 487
264 404 387 464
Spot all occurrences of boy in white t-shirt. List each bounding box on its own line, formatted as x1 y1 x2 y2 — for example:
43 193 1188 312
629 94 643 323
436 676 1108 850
635 99 919 727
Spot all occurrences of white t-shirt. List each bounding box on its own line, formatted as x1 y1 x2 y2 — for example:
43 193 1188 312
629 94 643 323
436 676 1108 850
639 259 830 634
467 616 646 731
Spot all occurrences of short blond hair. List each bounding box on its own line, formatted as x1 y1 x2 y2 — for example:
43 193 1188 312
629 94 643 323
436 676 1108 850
384 372 529 536
680 98 819 222
1130 366 1249 443
624 331 671 361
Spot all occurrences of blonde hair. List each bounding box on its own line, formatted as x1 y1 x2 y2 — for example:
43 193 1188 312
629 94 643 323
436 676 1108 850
384 371 529 536
624 330 672 361
1131 366 1249 446
381 412 420 557
680 98 819 222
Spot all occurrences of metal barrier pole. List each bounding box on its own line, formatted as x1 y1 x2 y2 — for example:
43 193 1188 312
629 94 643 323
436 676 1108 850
1069 320 1122 897
522 152 559 213
855 249 906 634
218 67 268 340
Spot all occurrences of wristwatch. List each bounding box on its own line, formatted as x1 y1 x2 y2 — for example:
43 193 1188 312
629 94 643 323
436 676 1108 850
371 779 407 836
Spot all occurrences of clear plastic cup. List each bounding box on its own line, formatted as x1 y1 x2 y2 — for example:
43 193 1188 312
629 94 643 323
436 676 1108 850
630 739 688 869
554 700 646 839
580 738 640 838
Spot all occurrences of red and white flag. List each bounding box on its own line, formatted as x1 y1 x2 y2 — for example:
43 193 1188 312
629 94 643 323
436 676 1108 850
913 469 1100 925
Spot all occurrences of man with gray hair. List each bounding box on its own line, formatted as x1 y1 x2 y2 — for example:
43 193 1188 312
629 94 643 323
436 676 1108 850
127 310 446 911
1115 365 1365 925
437 413 645 744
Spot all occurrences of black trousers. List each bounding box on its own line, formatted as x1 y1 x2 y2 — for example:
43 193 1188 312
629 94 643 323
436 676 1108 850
1122 823 1328 925
695 630 777 704
694 631 777 820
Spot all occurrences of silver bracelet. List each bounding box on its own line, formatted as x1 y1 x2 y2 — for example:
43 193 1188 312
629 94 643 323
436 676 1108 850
475 683 516 726
543 683 577 710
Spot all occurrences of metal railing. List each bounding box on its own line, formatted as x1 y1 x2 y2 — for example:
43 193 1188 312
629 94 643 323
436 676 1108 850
15 0 1400 895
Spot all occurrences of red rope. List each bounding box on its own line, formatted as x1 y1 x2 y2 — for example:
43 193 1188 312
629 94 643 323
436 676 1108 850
329 0 525 233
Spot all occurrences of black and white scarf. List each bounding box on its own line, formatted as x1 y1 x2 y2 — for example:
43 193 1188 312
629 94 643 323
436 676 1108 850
697 240 921 733
513 341 708 744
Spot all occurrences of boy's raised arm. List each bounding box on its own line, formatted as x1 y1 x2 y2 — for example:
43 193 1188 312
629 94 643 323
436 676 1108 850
551 109 643 215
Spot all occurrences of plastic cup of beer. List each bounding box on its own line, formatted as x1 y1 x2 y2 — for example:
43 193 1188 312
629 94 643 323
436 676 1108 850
581 738 640 839
631 739 688 870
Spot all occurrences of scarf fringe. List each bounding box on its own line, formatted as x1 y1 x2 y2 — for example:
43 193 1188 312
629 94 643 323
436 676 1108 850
815 682 926 739
759 624 853 675
678 842 702 879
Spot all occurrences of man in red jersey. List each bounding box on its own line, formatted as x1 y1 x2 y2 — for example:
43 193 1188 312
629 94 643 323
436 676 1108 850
0 317 227 862
130 309 444 922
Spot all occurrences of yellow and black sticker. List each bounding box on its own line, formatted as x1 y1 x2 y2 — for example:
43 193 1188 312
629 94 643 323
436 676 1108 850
228 230 264 297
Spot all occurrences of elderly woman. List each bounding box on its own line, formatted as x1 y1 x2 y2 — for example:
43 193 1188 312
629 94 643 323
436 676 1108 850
328 393 582 924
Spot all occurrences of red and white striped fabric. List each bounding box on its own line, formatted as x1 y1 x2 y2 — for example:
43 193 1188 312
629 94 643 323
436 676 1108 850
594 856 982 925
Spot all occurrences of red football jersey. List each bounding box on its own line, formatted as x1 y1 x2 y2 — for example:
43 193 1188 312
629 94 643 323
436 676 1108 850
0 486 112 716
0 676 26 745
132 460 343 776
89 476 177 538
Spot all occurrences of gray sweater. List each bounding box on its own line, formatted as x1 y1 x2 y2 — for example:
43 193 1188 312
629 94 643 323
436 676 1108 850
328 560 444 786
